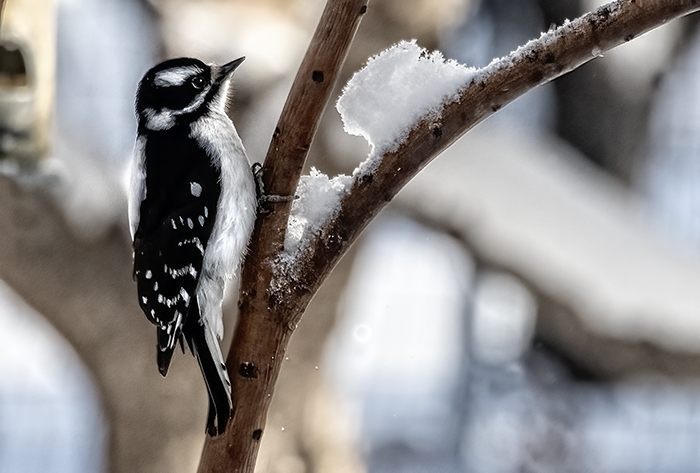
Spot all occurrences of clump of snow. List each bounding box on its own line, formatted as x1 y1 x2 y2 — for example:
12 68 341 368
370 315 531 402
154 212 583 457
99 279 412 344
272 167 351 293
284 167 352 254
336 40 476 157
480 18 575 77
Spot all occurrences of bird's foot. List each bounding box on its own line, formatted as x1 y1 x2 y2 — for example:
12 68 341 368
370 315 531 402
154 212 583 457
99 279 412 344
251 163 296 214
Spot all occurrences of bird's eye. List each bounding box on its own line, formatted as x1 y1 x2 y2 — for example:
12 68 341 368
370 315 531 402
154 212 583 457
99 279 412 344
191 76 206 90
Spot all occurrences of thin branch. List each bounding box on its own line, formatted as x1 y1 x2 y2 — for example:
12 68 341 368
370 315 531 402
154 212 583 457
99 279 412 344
197 1 368 472
295 0 700 304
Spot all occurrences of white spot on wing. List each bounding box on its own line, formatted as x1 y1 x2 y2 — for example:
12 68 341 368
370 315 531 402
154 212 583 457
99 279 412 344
166 264 198 279
153 281 159 291
142 296 148 304
190 182 202 197
180 288 190 305
145 270 152 279
158 288 189 308
178 237 205 255
187 218 194 229
199 215 205 226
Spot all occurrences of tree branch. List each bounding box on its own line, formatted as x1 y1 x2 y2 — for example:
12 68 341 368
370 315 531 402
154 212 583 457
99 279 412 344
296 0 700 306
197 1 368 472
199 0 699 471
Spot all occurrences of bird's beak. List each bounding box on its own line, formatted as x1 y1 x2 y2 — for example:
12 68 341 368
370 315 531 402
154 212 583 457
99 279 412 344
215 57 245 83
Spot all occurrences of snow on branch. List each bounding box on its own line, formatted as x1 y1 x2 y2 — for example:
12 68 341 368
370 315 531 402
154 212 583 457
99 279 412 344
283 169 351 254
337 40 476 158
291 0 700 289
273 169 352 292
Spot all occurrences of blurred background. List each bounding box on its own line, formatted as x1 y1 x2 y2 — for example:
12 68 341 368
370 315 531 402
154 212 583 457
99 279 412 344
1 0 700 472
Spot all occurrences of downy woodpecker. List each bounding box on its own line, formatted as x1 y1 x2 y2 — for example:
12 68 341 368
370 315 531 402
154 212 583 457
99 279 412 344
129 57 257 436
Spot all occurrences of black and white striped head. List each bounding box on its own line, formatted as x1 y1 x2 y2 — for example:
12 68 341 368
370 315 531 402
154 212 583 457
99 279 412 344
135 57 244 132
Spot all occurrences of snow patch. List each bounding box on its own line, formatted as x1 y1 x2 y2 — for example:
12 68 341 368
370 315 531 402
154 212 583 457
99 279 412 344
336 40 476 158
284 167 352 254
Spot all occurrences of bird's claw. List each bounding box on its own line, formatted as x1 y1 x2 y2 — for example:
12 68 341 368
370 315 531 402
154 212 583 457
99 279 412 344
251 163 296 214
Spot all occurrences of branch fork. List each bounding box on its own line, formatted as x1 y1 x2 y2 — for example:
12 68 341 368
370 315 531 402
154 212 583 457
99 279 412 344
198 1 700 471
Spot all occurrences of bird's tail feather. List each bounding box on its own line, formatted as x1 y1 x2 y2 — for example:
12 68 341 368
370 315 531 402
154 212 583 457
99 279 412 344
186 303 232 436
157 327 179 376
157 312 184 376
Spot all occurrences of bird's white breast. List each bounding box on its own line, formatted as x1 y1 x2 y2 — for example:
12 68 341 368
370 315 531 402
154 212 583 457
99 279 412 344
190 110 257 338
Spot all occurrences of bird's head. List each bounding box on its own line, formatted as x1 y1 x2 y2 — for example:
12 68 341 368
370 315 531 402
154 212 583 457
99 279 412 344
135 56 244 132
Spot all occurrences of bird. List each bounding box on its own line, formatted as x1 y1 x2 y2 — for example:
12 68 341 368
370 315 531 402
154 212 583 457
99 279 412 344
128 57 257 436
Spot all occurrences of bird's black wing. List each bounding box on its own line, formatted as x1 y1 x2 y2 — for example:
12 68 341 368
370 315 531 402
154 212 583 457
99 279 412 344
133 128 221 375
